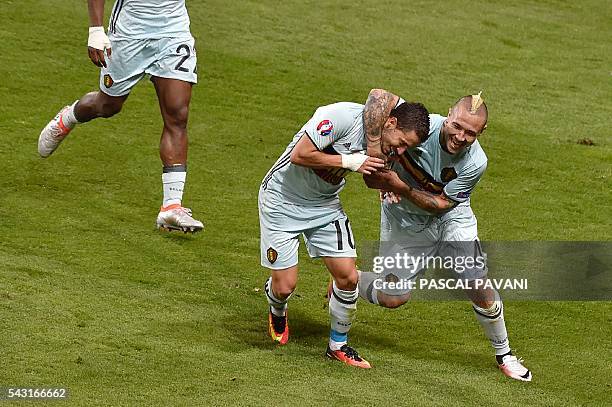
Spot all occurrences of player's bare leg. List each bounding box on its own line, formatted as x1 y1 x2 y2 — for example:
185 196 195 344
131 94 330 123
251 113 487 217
264 266 298 345
38 91 127 157
152 77 203 233
324 257 371 369
466 283 532 381
358 270 411 308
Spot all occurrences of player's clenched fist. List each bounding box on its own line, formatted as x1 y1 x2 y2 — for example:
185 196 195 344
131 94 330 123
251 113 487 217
87 26 111 68
341 154 385 175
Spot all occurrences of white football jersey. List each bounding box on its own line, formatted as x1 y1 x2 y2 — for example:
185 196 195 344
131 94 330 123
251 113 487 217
385 113 488 218
108 0 191 39
261 102 366 207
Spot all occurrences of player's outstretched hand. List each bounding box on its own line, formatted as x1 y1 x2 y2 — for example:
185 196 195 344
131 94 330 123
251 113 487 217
87 26 111 68
355 156 385 175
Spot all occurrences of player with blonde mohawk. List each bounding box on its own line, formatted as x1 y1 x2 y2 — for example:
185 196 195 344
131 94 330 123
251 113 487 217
359 89 532 381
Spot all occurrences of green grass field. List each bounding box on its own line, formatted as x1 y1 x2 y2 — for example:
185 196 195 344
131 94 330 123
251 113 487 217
1 0 611 405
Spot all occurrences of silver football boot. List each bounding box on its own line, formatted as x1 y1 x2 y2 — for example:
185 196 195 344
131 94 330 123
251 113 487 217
38 106 72 157
156 206 204 233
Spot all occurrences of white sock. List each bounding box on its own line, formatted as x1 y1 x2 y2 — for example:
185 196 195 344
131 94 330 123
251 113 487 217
472 289 511 355
61 100 79 129
329 281 358 342
264 277 289 317
328 334 347 351
162 165 186 207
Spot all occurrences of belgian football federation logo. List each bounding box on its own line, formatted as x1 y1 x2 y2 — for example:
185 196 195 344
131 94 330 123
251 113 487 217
266 247 278 264
316 120 334 137
441 167 458 183
103 74 114 88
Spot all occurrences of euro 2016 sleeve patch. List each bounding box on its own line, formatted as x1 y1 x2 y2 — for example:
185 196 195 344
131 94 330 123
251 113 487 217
316 120 334 137
266 247 278 264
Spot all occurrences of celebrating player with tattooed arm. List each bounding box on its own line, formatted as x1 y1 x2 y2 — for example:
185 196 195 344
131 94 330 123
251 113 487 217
38 0 203 233
359 89 532 381
260 98 429 368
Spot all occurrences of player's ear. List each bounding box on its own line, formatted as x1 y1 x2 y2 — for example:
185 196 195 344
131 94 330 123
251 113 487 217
384 116 397 129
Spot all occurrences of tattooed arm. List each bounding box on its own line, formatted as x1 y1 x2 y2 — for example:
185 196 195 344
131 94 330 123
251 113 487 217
363 89 399 159
364 170 457 214
397 184 458 214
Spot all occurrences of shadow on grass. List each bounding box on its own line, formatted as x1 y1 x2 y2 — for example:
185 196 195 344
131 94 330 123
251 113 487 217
221 302 402 353
157 229 201 243
220 299 495 371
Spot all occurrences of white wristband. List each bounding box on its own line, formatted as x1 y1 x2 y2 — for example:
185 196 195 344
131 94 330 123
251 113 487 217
341 153 369 171
88 26 111 50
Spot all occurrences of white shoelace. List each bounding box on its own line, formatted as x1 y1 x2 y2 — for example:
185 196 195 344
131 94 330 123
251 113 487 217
179 207 193 216
47 114 68 140
503 355 526 371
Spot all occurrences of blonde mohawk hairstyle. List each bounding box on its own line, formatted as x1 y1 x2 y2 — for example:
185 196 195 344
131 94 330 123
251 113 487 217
470 91 484 114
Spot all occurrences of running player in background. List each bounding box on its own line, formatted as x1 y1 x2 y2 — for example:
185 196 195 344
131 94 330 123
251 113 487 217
260 99 430 368
38 0 203 233
360 89 532 381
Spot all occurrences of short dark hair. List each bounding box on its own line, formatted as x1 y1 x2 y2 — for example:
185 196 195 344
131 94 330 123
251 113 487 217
390 102 430 142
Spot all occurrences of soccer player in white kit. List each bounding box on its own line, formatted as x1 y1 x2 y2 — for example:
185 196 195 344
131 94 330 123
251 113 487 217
38 0 203 233
260 100 430 368
359 90 532 381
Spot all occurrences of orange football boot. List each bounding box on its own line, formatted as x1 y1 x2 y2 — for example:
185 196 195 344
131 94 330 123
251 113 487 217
268 308 289 345
326 344 371 369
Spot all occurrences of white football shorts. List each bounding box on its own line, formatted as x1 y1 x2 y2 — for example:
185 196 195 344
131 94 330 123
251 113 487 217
377 204 487 295
100 35 197 97
259 188 357 270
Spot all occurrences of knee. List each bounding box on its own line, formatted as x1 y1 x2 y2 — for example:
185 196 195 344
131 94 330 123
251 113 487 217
272 276 296 299
473 299 495 309
274 283 296 300
164 104 189 132
468 287 500 310
335 270 359 290
379 293 410 309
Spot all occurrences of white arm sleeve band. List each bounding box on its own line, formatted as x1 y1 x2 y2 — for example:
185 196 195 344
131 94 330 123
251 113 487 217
341 153 369 172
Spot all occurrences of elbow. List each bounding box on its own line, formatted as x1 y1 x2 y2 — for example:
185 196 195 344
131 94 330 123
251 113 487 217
368 88 387 98
367 88 398 110
429 197 456 215
290 150 304 166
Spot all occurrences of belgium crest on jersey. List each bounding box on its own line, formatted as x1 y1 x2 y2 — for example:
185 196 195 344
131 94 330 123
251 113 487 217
103 74 114 88
441 167 458 183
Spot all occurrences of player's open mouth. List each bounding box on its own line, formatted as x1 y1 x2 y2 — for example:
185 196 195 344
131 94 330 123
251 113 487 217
450 138 464 150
